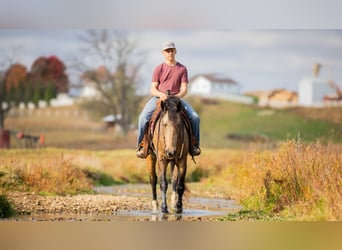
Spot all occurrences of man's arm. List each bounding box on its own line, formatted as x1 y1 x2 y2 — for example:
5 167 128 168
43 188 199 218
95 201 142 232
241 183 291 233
150 82 168 101
174 82 188 98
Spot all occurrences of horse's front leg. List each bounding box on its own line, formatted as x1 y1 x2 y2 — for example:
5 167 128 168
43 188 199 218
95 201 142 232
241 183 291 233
159 160 169 214
170 161 178 211
147 154 158 213
175 159 187 214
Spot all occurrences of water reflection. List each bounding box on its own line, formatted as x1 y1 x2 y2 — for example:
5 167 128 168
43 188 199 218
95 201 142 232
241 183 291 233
151 213 182 221
94 184 242 221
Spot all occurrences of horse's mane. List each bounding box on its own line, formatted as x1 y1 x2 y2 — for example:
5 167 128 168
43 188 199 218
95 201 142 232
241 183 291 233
160 96 182 124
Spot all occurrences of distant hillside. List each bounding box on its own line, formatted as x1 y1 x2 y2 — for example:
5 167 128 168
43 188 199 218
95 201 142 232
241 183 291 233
198 99 342 148
4 100 342 150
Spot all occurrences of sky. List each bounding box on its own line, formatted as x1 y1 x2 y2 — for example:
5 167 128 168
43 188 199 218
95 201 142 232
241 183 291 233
0 1 341 95
1 29 342 95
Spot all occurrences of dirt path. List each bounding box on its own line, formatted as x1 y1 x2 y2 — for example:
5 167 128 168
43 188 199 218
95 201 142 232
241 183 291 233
6 184 241 221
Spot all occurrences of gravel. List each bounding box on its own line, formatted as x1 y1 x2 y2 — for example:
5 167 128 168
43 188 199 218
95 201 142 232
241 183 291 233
6 191 230 221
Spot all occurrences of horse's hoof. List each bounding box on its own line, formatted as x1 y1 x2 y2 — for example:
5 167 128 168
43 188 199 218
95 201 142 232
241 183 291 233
175 202 183 214
161 208 169 214
174 207 183 214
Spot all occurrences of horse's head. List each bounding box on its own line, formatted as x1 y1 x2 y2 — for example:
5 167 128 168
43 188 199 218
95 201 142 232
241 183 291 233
159 97 183 159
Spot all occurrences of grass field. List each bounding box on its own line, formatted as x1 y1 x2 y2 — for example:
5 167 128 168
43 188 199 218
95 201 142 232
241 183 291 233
4 99 342 150
198 100 342 148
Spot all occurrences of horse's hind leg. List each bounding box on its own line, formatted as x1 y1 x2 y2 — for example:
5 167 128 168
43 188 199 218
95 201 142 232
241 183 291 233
147 154 158 213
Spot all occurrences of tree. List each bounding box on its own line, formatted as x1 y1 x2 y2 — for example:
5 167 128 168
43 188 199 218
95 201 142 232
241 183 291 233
78 30 145 135
30 55 69 94
0 63 27 129
0 78 11 129
44 81 56 105
4 63 27 92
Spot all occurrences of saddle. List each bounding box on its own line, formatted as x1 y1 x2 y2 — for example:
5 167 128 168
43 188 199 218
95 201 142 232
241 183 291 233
140 99 197 158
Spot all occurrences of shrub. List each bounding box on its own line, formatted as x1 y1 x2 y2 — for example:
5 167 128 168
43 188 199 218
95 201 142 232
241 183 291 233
0 194 15 218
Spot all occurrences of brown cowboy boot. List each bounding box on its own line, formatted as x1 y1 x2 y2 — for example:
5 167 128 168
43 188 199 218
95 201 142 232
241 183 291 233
192 136 201 156
193 146 201 156
136 142 146 159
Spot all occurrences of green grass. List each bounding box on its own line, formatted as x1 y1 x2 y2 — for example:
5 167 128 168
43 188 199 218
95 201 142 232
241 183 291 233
198 100 341 148
5 100 342 150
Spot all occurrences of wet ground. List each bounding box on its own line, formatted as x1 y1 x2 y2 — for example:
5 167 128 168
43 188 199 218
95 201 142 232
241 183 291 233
7 184 242 221
94 184 242 221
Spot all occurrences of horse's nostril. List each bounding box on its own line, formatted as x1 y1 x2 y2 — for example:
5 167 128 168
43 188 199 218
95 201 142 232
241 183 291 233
166 150 175 159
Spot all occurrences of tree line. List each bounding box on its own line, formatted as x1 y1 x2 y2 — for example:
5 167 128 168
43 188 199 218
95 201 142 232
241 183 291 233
1 55 68 106
1 30 144 134
0 55 68 129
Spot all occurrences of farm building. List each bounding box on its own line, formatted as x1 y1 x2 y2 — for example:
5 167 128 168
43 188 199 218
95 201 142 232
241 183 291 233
298 78 336 106
188 73 253 104
298 63 342 107
246 89 298 108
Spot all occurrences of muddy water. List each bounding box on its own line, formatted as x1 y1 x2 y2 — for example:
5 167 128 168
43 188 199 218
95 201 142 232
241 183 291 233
93 184 242 221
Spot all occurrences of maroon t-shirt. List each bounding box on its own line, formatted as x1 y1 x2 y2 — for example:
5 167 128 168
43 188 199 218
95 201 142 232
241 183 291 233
152 62 189 95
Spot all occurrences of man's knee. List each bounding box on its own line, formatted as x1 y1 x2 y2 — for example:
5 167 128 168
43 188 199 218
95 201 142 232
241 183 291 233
190 113 200 124
138 114 149 125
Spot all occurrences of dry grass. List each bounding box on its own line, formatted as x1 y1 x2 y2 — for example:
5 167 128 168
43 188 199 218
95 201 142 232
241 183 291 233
1 139 341 220
291 106 342 125
225 139 342 220
0 149 92 195
6 105 137 150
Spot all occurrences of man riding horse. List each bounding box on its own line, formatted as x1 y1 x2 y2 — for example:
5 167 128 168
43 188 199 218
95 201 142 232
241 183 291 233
136 41 201 158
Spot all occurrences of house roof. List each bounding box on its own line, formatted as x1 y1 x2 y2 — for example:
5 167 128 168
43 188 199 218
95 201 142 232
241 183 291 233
190 73 238 85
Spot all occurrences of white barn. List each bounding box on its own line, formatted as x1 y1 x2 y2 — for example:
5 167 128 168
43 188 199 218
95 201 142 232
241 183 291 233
189 73 239 96
188 73 253 104
298 78 336 106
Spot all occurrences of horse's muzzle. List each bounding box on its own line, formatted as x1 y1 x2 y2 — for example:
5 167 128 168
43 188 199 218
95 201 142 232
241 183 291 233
165 150 176 159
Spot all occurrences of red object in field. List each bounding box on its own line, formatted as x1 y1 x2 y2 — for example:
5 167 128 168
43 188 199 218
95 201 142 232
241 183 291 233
17 131 24 139
39 134 45 146
0 129 10 148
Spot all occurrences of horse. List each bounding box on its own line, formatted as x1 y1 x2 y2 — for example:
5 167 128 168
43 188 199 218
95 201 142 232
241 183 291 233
146 96 189 214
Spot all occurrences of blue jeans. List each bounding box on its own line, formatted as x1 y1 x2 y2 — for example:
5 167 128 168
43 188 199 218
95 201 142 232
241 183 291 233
137 97 200 147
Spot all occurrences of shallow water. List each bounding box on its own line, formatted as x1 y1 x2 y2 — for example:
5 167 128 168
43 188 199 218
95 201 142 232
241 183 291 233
10 184 242 221
94 184 242 221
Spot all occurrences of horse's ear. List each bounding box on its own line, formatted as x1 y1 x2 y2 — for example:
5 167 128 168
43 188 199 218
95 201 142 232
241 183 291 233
161 100 166 111
177 100 182 112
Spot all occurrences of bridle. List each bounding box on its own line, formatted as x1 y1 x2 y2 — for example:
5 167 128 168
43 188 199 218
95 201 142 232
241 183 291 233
155 97 185 162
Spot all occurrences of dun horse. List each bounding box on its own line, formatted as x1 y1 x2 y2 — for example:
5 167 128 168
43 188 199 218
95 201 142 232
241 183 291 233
146 96 189 214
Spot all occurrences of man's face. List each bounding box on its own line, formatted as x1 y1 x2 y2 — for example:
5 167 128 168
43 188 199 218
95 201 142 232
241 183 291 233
162 48 176 60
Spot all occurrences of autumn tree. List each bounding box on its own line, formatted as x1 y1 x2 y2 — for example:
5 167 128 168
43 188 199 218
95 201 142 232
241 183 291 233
78 30 144 135
0 63 28 129
29 55 69 94
4 63 27 92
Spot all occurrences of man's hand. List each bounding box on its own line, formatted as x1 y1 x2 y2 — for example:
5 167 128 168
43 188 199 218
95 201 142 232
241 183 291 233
160 93 168 101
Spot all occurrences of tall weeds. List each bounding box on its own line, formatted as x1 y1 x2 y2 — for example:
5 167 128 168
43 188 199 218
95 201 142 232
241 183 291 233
230 139 342 220
0 152 92 195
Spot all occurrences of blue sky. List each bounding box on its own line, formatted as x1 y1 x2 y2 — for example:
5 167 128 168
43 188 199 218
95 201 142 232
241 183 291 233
1 29 342 94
